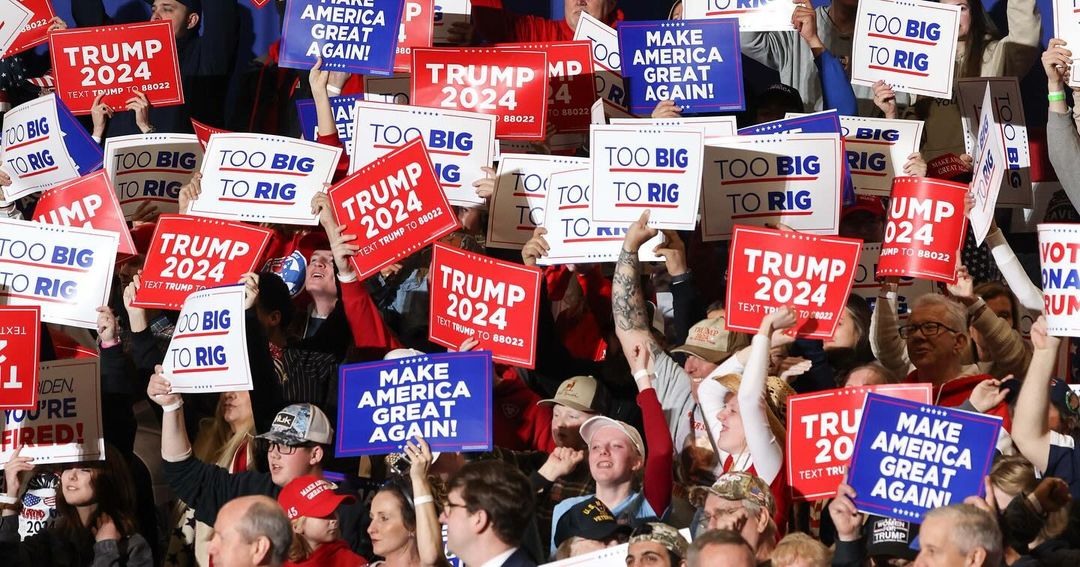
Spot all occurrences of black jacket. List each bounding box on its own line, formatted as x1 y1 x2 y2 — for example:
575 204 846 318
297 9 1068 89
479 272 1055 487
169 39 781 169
70 0 239 136
162 457 373 559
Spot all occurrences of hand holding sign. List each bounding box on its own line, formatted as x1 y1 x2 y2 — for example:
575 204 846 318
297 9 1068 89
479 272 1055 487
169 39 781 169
828 480 864 540
123 274 149 333
623 210 659 251
146 365 181 408
762 305 799 335
3 447 34 498
521 227 550 267
329 224 361 280
178 173 201 215
1042 39 1072 88
1030 315 1061 353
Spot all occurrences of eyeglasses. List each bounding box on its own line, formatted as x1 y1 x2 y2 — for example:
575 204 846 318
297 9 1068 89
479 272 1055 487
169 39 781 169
696 507 745 530
898 322 958 339
267 442 314 455
443 499 469 514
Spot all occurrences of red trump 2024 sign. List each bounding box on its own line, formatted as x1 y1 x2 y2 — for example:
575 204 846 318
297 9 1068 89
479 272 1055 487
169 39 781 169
429 243 541 368
49 21 184 116
328 137 460 280
726 225 861 340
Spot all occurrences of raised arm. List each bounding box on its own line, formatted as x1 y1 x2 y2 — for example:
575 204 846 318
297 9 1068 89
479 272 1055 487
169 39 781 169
1012 316 1060 473
628 344 674 517
407 438 449 567
948 265 1031 378
996 0 1042 76
736 308 792 484
985 223 1043 313
869 282 913 377
613 211 659 347
1044 40 1080 213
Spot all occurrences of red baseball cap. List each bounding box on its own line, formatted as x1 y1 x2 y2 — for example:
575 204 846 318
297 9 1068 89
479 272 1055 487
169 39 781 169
277 475 355 520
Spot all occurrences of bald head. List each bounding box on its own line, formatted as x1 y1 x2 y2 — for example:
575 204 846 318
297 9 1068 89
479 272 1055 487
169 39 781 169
209 496 292 567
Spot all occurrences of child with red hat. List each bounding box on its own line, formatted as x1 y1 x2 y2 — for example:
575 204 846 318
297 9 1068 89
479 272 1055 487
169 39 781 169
277 476 368 567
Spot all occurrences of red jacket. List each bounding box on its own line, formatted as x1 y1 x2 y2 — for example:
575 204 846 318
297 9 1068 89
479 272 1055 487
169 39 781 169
546 265 611 362
472 2 623 43
904 371 1012 431
493 368 556 453
285 540 367 567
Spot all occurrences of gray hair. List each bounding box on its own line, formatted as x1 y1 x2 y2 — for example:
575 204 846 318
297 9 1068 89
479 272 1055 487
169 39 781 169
688 529 754 567
926 504 1002 566
236 497 293 567
912 294 968 333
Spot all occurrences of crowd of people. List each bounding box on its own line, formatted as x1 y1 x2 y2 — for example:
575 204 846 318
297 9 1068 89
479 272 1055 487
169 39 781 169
2 0 1080 566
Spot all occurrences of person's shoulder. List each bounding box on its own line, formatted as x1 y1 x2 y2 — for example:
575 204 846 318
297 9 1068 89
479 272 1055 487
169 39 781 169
502 548 538 567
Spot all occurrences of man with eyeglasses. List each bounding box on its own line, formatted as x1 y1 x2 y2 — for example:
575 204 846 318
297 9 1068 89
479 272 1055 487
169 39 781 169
441 461 537 567
147 367 373 559
871 292 1010 426
692 472 776 565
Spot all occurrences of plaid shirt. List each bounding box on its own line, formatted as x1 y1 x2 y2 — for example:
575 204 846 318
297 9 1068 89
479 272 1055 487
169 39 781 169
481 448 595 546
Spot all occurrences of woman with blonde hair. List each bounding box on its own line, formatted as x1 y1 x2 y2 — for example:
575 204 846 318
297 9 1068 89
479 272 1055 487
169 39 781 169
698 307 798 532
771 533 830 567
164 390 256 566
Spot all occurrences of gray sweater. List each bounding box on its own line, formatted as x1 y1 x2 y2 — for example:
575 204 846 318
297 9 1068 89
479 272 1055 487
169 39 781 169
1047 110 1080 212
740 6 910 116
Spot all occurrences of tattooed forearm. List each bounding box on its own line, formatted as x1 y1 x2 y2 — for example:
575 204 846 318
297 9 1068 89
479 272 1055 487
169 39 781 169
612 247 650 332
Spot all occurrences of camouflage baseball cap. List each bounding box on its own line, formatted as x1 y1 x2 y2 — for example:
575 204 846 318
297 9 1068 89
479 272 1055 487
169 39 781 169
629 522 689 559
700 472 775 515
256 403 334 445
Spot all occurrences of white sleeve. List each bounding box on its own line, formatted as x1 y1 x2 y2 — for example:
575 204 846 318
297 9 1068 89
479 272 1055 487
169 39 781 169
736 334 783 484
986 227 1043 313
708 350 747 379
870 291 914 377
